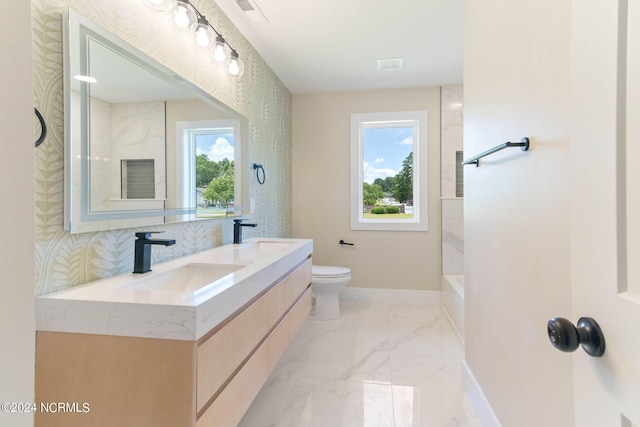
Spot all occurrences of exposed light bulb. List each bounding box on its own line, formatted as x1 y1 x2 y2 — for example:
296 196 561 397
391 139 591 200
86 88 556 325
195 27 209 46
228 50 244 77
193 17 210 47
229 59 240 76
213 36 226 62
174 4 190 28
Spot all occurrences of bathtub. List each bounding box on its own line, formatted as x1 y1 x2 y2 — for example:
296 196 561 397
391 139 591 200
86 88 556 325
441 274 465 342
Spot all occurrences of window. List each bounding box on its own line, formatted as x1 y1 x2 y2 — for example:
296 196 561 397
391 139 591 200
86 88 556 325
176 119 241 220
350 111 428 231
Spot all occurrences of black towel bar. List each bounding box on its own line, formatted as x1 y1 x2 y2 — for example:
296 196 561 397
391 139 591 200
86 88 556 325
461 137 530 167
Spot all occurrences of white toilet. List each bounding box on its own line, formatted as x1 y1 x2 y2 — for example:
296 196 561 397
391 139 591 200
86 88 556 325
311 265 351 320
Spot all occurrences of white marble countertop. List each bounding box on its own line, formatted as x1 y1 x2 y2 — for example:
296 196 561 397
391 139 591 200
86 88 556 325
36 238 313 341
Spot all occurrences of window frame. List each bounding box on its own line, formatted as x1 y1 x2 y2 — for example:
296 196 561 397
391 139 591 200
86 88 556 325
350 111 429 231
175 119 242 221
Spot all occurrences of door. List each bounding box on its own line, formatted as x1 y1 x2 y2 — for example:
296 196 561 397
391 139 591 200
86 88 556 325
571 0 640 425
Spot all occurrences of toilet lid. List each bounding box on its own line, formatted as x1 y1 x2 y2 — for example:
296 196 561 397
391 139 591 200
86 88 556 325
312 265 351 278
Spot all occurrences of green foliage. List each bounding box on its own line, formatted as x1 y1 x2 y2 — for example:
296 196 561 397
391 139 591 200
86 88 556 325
363 182 385 207
371 206 387 214
218 158 234 174
197 154 236 207
392 152 413 203
196 155 235 188
196 154 219 188
370 205 401 215
202 158 235 206
373 176 395 193
203 173 234 206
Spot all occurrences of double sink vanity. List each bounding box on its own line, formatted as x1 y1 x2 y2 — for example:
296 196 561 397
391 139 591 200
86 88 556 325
34 238 313 427
35 8 311 426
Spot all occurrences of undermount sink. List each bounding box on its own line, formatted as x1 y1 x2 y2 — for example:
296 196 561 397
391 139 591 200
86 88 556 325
123 263 245 293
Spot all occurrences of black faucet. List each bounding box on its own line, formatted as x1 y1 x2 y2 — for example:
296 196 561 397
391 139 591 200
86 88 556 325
233 219 257 244
133 232 176 274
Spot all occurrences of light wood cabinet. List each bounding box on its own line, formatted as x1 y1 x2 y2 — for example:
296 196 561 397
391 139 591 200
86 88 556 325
35 257 312 427
196 275 289 411
197 289 311 427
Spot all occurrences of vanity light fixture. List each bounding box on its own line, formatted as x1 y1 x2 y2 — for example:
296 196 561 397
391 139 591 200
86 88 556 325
144 0 244 78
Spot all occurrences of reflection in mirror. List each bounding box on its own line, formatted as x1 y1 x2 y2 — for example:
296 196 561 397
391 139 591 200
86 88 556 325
170 107 242 221
64 8 247 233
177 119 239 218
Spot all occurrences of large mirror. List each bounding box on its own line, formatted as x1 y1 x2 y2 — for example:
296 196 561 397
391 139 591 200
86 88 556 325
63 8 248 233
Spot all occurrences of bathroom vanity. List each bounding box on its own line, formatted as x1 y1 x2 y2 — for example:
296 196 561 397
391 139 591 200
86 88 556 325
34 238 312 427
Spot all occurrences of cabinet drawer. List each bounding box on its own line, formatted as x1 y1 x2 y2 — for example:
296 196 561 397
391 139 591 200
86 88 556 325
196 276 290 411
268 287 311 371
289 258 312 303
197 288 311 427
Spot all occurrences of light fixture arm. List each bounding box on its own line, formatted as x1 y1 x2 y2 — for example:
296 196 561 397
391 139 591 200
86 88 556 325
185 1 237 55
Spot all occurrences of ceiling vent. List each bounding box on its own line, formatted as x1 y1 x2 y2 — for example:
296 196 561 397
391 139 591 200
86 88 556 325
377 58 404 72
235 0 269 23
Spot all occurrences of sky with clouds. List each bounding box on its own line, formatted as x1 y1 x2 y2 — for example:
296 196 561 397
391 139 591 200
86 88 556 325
362 126 413 184
195 131 235 162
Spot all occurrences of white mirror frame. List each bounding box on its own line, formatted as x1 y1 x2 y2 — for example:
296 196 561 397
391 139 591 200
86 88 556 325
63 8 248 233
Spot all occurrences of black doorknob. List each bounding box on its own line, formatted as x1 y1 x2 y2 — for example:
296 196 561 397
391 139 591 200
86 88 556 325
547 317 605 357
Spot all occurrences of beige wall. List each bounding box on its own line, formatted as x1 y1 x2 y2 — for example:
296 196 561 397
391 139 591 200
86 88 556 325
292 88 441 290
33 0 292 296
0 2 35 426
464 1 573 425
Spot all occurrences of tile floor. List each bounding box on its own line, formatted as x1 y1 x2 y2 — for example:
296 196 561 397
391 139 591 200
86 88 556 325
239 299 482 427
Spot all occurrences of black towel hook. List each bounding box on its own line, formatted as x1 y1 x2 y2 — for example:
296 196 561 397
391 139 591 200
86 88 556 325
253 163 265 185
34 107 47 148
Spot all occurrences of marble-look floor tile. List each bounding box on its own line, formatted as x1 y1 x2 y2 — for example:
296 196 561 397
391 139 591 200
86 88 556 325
239 300 480 427
280 317 393 383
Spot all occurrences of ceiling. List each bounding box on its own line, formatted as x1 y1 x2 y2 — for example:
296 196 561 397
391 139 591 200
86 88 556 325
213 0 464 94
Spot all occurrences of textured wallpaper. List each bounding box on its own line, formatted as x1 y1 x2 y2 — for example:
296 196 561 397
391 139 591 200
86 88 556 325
32 0 292 295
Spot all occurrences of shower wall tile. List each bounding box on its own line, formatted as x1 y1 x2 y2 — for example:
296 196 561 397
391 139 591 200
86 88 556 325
441 86 463 198
442 199 464 275
440 85 464 274
33 0 292 295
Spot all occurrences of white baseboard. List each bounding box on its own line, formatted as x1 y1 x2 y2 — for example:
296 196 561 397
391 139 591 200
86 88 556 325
462 361 502 427
339 287 441 304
